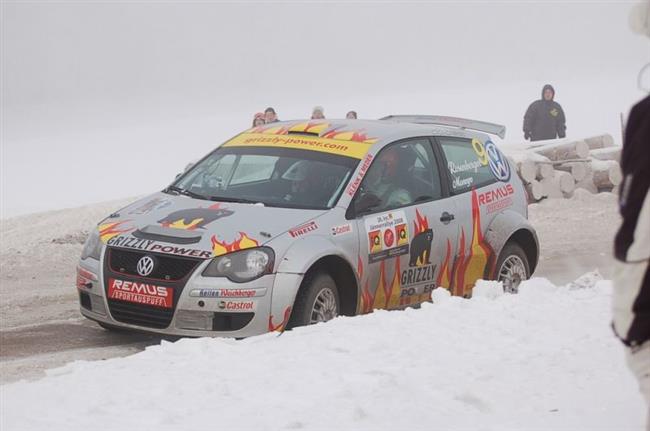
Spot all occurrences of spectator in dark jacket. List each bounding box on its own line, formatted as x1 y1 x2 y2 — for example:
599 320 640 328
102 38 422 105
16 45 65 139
523 84 567 141
612 93 650 418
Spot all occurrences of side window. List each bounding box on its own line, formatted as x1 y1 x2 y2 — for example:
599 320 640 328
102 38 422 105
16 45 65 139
230 155 278 185
357 138 441 214
439 137 496 194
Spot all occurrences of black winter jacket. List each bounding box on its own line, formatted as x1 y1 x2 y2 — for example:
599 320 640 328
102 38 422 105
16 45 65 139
523 85 567 141
613 94 650 347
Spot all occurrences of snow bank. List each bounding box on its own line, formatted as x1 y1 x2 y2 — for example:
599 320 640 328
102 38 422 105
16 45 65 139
1 278 644 431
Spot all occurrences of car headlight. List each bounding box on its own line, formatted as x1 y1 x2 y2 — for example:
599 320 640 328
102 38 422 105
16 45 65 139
81 230 102 260
202 247 274 283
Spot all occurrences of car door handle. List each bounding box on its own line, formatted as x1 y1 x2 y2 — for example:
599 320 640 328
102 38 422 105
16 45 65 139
440 212 455 224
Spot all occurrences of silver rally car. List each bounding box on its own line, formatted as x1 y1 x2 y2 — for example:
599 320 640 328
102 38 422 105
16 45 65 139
77 116 539 337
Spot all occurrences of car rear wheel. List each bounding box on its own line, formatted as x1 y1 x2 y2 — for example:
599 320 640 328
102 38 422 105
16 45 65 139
496 242 530 294
288 271 340 328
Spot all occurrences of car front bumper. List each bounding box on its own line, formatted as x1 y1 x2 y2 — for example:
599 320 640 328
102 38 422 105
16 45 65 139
76 252 300 338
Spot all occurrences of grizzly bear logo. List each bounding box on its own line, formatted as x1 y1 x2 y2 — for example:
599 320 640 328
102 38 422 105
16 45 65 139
158 207 234 230
409 229 433 267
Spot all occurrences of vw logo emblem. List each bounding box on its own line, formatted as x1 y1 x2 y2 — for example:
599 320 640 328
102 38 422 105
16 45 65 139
136 256 155 277
485 140 511 182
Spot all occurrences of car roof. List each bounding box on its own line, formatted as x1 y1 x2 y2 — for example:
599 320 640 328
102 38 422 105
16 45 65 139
257 119 489 148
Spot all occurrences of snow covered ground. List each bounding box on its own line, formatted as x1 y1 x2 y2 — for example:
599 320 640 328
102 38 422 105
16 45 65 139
1 279 645 431
1 189 643 430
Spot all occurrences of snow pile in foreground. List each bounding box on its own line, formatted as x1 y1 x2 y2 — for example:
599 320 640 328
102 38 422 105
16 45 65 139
1 278 645 431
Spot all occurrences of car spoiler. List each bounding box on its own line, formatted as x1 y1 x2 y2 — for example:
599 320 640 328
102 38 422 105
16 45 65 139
379 115 506 139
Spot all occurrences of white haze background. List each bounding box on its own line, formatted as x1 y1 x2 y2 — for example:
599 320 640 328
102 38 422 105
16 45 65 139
2 1 649 218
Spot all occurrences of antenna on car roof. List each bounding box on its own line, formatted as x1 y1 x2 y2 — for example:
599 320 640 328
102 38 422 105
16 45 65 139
380 115 506 139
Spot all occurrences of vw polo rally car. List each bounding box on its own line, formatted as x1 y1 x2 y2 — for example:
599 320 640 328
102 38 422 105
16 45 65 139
77 116 539 337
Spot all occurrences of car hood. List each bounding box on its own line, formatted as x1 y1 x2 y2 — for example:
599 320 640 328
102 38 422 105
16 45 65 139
98 192 327 259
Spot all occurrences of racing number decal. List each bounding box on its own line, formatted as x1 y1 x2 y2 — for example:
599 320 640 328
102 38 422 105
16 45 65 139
472 138 511 182
471 138 489 166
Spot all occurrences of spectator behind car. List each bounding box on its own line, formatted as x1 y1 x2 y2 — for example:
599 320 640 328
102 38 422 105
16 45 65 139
311 106 325 119
523 84 567 141
265 107 279 123
252 112 265 127
346 111 358 119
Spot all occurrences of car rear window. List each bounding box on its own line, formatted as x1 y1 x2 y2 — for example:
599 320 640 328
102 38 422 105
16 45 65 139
439 137 496 194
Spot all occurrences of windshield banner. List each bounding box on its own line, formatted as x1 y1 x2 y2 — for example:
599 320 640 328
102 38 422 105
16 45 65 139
223 133 373 159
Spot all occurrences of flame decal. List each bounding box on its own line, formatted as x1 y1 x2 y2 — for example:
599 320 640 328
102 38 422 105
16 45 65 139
413 209 429 235
370 259 402 310
211 232 260 257
289 121 330 135
165 218 204 230
387 259 401 309
451 228 467 296
268 306 292 332
437 239 453 289
372 261 387 309
450 190 495 297
357 256 375 314
98 221 132 243
322 129 378 144
248 125 290 135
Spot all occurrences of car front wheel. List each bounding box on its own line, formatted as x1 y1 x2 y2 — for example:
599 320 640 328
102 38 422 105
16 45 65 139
496 242 530 294
288 271 340 328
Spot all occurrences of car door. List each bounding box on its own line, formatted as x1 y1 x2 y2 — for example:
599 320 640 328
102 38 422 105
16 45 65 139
435 135 507 297
351 137 458 313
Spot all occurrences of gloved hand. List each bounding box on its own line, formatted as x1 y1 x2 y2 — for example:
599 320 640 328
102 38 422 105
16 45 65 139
524 131 531 140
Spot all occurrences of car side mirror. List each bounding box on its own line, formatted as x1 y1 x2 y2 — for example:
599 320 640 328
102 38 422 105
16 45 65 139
351 192 382 218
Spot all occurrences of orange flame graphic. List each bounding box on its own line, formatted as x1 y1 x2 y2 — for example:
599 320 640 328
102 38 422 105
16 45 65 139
268 306 292 332
322 129 378 144
163 218 204 230
211 232 259 257
248 125 290 135
289 121 330 135
357 256 375 314
451 228 467 296
413 209 429 235
450 190 495 297
371 259 401 310
437 239 453 289
98 221 132 243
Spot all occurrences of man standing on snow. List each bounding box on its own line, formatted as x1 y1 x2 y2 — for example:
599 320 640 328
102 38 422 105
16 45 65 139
613 1 650 423
523 84 567 141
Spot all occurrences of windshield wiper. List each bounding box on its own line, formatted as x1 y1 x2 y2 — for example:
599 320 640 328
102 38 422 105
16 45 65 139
206 195 264 205
164 185 207 200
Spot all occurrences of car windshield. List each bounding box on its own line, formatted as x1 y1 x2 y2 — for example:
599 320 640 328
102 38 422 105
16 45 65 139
171 146 359 210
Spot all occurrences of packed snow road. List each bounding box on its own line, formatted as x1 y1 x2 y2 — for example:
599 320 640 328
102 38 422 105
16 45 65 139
0 191 620 384
2 280 645 430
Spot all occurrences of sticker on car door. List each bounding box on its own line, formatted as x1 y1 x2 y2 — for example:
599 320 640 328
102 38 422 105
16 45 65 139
364 210 409 264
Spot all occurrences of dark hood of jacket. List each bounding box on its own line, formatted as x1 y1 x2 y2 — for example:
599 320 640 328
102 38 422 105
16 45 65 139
541 84 555 100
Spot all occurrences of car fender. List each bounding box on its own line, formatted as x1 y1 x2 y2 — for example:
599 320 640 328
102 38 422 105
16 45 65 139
268 235 356 331
485 209 540 273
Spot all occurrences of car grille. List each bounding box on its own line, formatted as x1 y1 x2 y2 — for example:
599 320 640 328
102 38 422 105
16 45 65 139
106 299 175 329
108 248 200 282
104 247 205 329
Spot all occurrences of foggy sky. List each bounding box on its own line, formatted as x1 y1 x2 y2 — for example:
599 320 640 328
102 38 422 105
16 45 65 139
2 1 649 217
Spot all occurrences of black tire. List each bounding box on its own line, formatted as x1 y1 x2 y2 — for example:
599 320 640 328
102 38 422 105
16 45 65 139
495 242 530 294
287 271 340 329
